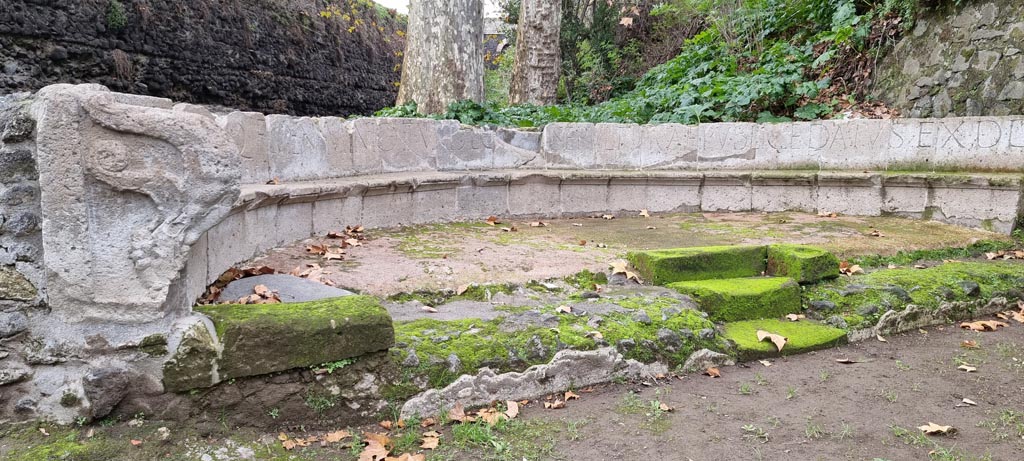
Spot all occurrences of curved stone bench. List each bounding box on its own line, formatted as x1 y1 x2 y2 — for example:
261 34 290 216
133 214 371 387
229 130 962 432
178 169 1024 317
6 84 1024 422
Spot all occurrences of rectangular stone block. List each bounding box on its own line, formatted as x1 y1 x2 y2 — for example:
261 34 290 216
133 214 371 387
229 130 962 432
412 180 460 224
698 123 760 169
702 172 752 212
880 174 929 217
607 177 648 212
493 128 543 169
816 173 883 216
437 125 495 171
352 118 448 173
928 176 1022 232
640 123 699 169
541 123 596 168
312 196 363 235
751 172 817 212
645 174 703 213
194 296 394 383
205 212 255 285
560 175 610 215
758 122 825 169
317 117 355 176
361 184 414 229
594 123 643 168
456 174 510 219
266 115 329 182
668 277 801 322
628 245 768 285
217 112 269 184
886 118 1024 171
508 174 560 216
817 119 891 170
184 234 209 308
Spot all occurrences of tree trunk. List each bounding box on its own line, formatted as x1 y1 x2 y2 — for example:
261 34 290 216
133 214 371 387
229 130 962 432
508 0 562 105
396 0 485 114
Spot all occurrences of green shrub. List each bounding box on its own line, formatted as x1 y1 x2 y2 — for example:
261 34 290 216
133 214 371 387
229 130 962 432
106 0 128 31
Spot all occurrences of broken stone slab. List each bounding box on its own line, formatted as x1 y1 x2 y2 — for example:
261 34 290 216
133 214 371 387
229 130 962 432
667 277 802 322
400 347 665 419
82 366 131 419
628 245 768 286
219 274 354 304
189 296 393 387
766 244 840 284
31 84 241 323
162 320 220 393
681 348 735 373
722 319 847 361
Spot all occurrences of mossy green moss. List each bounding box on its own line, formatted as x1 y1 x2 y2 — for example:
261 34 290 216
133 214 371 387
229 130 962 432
195 296 394 382
804 261 1024 315
628 245 768 285
392 296 720 391
723 319 848 361
138 334 168 357
767 244 839 283
667 277 802 322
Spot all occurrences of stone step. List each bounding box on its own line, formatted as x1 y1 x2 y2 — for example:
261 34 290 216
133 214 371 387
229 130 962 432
164 296 394 392
667 276 801 322
767 244 840 284
628 245 768 285
722 319 848 361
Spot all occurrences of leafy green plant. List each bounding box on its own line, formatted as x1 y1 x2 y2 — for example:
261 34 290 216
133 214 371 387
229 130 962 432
106 0 128 31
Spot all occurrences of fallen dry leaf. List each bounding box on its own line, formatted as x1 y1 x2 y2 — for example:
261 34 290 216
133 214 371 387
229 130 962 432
918 422 956 435
529 221 548 227
705 367 721 377
485 216 500 226
544 400 566 409
639 209 650 218
586 331 603 340
659 403 674 412
572 223 583 227
477 407 506 426
38 427 49 436
324 430 351 443
758 360 772 367
785 314 805 322
505 400 520 419
756 330 787 352
130 439 142 446
386 454 426 461
420 431 440 450
447 402 475 423
835 358 859 364
421 306 439 314
876 334 888 343
960 320 1009 332
958 364 977 373
358 440 390 461
961 340 979 349
379 420 393 430
601 214 615 220
565 391 580 401
556 305 572 314
420 418 436 428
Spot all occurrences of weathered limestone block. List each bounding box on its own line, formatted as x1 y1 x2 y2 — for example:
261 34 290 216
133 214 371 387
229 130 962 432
628 245 768 286
492 128 542 169
702 172 752 211
437 125 496 170
766 244 840 284
881 174 930 217
817 172 882 216
541 123 596 168
751 172 817 212
175 296 394 389
218 112 268 184
667 277 802 322
698 122 760 168
887 118 1024 171
352 118 452 174
31 84 241 322
645 174 702 212
266 115 329 182
594 123 643 168
641 124 699 169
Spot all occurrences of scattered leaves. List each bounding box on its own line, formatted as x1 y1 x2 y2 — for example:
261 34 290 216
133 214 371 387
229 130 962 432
420 306 439 314
756 330 787 352
556 305 573 314
130 440 142 447
544 400 566 409
961 398 977 406
447 402 475 423
529 221 548 227
420 418 436 428
868 229 884 237
639 209 650 218
984 250 1024 260
705 367 721 377
758 360 772 367
420 431 440 450
961 340 979 349
957 364 977 373
785 314 805 322
601 214 615 220
505 400 520 419
835 358 859 364
378 420 393 430
609 260 641 282
564 391 580 401
876 334 888 343
323 430 351 443
476 407 505 426
485 216 501 226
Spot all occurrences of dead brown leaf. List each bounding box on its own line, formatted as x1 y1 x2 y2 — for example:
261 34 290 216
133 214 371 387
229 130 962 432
639 209 650 218
544 400 566 409
705 367 721 377
477 407 506 426
358 440 390 461
378 420 393 430
505 400 519 419
756 330 787 352
420 431 440 450
960 320 1009 332
485 216 500 226
958 364 977 372
447 402 475 423
918 422 956 435
961 340 979 349
323 430 351 443
785 314 805 322
420 417 436 428
564 391 580 401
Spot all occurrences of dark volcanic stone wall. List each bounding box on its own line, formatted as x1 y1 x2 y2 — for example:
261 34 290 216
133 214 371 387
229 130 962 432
0 0 405 116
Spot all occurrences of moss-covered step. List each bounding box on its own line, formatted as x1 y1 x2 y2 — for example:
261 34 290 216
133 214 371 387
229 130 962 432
667 277 801 322
723 319 848 361
628 245 767 285
767 244 840 284
168 296 394 391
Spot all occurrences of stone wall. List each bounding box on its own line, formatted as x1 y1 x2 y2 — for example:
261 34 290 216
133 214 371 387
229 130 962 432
2 84 1024 424
0 0 405 116
871 0 1024 117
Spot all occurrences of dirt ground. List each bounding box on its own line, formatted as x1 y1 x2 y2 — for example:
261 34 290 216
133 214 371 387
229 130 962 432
249 212 1005 296
4 316 1022 461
